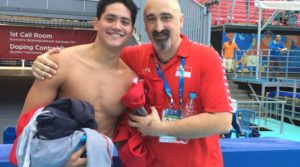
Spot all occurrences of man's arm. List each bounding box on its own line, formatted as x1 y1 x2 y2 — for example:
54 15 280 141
279 42 287 50
235 43 240 51
128 108 232 139
222 44 225 57
22 54 64 114
22 54 87 167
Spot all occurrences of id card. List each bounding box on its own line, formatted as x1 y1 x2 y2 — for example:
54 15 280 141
159 109 187 144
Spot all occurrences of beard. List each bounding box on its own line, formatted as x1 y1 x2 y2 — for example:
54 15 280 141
152 29 171 52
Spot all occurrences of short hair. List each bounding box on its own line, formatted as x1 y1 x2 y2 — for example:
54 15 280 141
96 0 139 26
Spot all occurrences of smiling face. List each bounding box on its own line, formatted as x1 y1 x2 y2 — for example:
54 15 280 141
93 2 133 49
144 0 183 53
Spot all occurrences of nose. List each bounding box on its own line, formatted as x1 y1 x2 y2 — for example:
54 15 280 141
154 20 164 32
112 21 122 30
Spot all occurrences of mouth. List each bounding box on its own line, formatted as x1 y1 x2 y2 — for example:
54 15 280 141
107 31 125 38
152 30 169 41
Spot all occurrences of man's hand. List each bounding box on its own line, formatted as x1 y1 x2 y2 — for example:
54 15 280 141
64 145 87 167
280 48 288 54
128 106 164 137
32 48 60 80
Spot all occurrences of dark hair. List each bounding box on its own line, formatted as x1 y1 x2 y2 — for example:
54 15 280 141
96 0 138 26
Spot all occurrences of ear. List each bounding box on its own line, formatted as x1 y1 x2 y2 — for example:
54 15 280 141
93 17 99 31
179 14 184 28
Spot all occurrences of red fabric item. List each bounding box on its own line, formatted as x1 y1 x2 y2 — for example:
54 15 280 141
120 34 231 167
9 108 40 165
139 74 164 111
122 75 164 111
114 77 158 167
121 79 146 110
114 114 154 167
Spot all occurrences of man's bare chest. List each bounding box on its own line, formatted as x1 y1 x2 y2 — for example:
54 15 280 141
59 70 132 114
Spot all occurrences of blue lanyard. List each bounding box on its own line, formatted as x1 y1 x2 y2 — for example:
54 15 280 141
154 57 185 108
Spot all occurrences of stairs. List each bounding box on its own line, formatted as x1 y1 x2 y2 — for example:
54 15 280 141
229 80 252 100
227 74 252 101
227 74 262 115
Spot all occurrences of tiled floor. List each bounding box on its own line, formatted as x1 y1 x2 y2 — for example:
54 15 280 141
256 118 300 142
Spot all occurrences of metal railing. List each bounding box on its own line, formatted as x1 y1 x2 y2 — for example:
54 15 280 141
210 0 300 27
0 15 94 29
0 0 97 21
231 48 300 123
0 58 32 68
233 49 300 80
264 80 300 123
236 96 286 133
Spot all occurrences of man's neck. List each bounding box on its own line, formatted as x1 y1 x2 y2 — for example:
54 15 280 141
88 43 121 68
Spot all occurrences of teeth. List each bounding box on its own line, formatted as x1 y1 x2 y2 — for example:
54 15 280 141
109 33 124 37
112 34 121 37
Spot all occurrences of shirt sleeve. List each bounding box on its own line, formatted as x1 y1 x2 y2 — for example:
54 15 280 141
120 46 144 73
279 42 285 49
199 47 231 113
269 41 277 50
120 47 133 69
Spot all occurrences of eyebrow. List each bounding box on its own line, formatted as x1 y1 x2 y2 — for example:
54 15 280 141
145 12 173 18
160 12 172 16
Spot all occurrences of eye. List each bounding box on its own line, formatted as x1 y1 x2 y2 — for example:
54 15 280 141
121 19 130 26
161 15 173 22
146 16 156 23
105 16 116 23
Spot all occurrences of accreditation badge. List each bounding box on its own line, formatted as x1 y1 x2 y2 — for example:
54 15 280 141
159 108 187 144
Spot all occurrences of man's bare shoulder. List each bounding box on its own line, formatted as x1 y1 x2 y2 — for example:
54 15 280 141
50 44 90 66
60 44 89 58
62 44 89 54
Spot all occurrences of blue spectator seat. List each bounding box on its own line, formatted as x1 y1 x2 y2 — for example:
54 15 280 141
3 127 16 144
236 109 256 137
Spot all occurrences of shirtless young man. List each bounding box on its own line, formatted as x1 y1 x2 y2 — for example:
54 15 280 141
18 0 138 166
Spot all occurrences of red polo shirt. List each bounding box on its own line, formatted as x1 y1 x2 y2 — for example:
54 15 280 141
119 35 231 167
